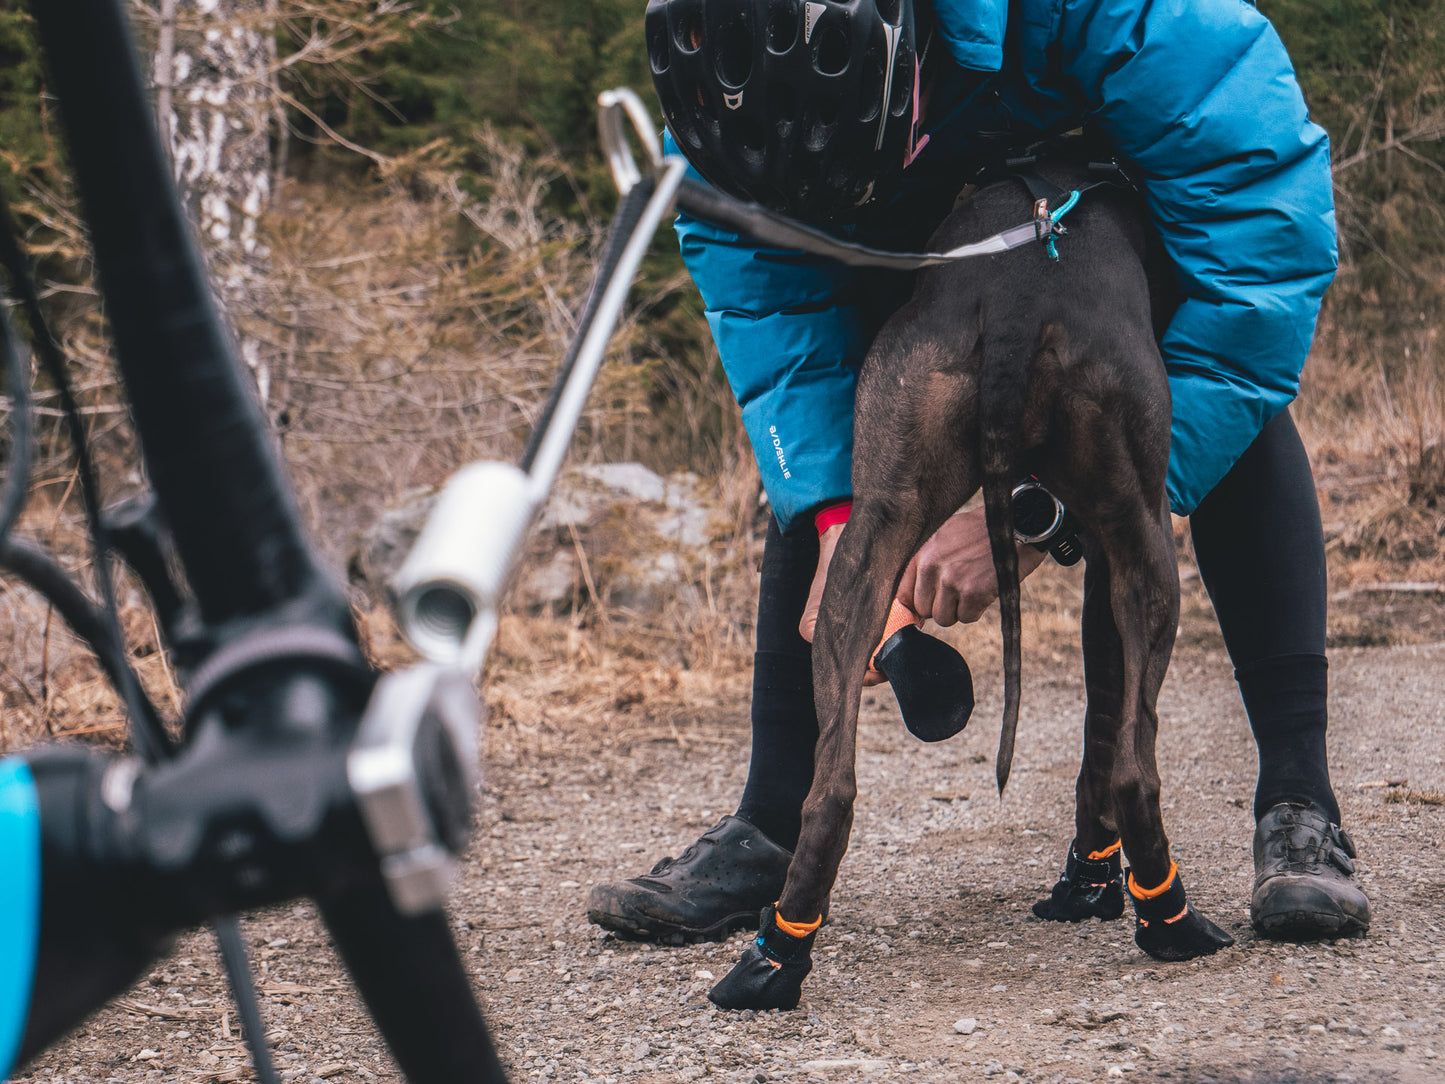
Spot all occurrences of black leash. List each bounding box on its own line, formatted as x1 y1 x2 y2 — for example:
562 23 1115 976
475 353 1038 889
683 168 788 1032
670 137 1137 272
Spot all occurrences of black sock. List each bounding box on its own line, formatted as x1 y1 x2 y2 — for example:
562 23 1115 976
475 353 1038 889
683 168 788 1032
734 517 820 852
1240 652 1339 824
735 651 818 851
1190 411 1343 827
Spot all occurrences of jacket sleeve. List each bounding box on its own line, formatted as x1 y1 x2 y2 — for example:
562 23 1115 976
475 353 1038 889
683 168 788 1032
1058 0 1338 514
0 759 41 1081
667 143 865 532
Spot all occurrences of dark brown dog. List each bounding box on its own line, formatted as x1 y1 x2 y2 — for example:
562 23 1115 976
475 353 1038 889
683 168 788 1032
710 162 1234 1011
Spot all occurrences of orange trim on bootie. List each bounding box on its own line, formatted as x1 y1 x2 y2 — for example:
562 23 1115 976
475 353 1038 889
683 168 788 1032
773 907 823 937
1087 840 1122 861
1126 861 1179 900
869 599 923 677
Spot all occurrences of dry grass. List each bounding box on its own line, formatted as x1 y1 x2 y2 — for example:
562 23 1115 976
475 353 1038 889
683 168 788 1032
1385 788 1445 807
1301 312 1445 573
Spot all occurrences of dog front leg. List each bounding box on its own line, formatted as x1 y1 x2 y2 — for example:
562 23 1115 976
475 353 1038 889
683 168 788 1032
708 504 925 1011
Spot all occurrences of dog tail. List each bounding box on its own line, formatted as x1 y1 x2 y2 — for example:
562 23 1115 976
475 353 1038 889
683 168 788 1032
977 311 1034 796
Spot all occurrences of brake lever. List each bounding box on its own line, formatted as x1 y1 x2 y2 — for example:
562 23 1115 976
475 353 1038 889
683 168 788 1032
348 664 481 914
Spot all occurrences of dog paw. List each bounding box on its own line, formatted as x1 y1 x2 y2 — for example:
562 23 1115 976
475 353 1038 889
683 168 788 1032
1127 863 1234 961
707 904 816 1011
1134 906 1235 961
708 940 813 1010
1033 878 1125 922
1032 840 1126 922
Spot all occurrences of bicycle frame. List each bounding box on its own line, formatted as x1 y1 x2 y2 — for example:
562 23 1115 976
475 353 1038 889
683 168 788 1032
24 2 505 1080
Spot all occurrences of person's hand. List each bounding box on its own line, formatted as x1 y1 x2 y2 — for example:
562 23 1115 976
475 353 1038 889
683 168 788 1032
897 505 1048 626
799 511 898 686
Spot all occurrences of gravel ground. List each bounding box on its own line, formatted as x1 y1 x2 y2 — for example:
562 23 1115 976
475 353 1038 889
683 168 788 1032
15 636 1445 1084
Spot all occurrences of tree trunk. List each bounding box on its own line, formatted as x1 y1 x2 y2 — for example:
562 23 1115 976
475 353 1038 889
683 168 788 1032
151 0 275 403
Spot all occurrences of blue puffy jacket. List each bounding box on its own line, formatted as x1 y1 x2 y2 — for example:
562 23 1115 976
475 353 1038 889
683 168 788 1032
673 0 1337 530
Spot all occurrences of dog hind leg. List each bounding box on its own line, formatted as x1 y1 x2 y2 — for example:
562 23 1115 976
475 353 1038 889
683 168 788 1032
1034 545 1127 922
1100 501 1234 960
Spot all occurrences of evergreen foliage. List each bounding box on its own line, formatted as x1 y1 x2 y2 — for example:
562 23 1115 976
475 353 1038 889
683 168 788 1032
0 11 54 203
1264 0 1445 325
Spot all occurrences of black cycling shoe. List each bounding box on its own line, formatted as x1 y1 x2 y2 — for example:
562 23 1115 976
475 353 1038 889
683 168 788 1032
586 815 794 943
1251 801 1371 940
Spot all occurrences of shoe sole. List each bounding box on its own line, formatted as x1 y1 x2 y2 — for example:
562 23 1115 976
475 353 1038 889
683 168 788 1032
1253 909 1369 941
1251 876 1371 941
587 905 762 944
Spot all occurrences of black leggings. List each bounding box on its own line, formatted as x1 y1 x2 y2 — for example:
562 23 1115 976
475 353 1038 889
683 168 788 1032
1190 408 1338 822
737 408 1340 841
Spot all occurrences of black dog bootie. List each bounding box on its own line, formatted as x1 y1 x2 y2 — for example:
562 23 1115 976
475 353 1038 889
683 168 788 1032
708 903 817 1011
1127 863 1234 961
1033 839 1126 922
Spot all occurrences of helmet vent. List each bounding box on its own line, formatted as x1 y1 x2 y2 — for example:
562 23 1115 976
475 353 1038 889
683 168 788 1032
727 114 768 157
675 7 704 52
715 15 754 88
772 81 798 125
857 56 883 122
766 1 798 54
647 16 671 74
875 0 902 25
888 48 912 115
814 95 840 127
814 24 850 75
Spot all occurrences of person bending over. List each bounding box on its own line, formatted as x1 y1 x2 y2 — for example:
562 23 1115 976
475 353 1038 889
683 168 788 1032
587 0 1368 945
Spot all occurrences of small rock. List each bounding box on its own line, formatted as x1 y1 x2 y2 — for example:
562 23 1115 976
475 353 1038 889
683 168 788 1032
631 1043 651 1060
954 1018 978 1035
504 967 526 982
696 969 715 980
1308 1024 1326 1034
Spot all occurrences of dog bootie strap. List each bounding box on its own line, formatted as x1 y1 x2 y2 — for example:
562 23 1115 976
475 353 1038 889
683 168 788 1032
708 904 816 1011
1127 864 1235 961
1032 838 1125 922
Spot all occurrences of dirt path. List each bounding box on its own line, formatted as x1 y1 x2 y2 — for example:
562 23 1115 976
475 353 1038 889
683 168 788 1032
16 639 1445 1084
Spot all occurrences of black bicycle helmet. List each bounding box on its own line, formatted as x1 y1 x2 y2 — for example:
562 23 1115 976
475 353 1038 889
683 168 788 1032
646 0 921 224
